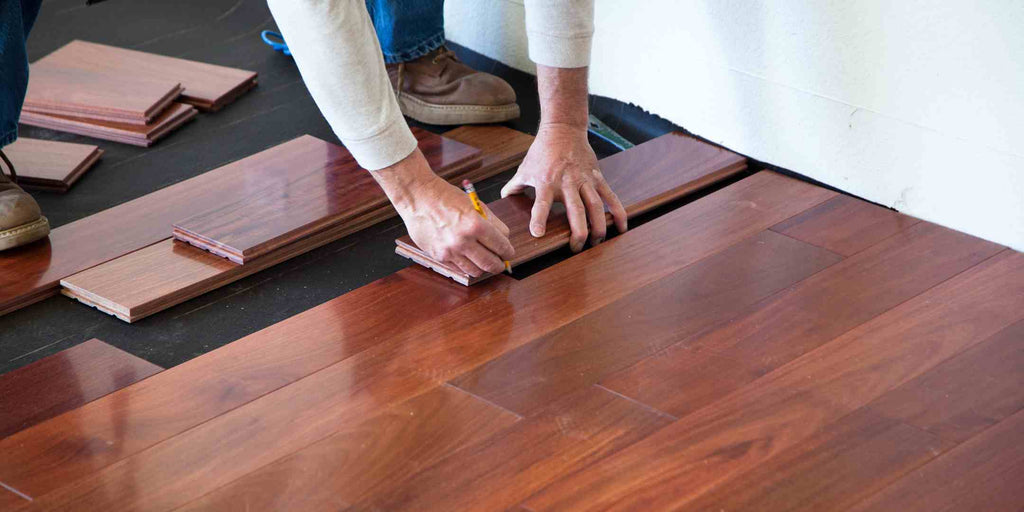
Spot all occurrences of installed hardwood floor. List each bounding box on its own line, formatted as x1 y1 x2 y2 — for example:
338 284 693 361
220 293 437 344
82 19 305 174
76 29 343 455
1 138 103 192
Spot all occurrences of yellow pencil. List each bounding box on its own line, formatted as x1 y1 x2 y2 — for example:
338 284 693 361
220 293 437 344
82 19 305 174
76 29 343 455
462 179 511 274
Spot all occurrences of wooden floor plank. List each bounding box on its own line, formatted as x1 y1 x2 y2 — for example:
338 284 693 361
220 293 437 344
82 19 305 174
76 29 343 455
866 318 1024 444
20 102 198 147
2 138 103 192
451 230 842 416
178 384 520 511
396 131 748 285
848 408 1024 512
600 220 1003 418
771 194 921 256
524 250 1024 511
24 64 181 124
10 172 834 509
0 339 162 439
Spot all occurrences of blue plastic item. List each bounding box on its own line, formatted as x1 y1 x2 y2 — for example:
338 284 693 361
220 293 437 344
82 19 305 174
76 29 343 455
261 30 291 56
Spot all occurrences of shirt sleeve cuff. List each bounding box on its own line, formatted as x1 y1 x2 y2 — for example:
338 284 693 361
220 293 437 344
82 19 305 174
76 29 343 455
341 114 418 171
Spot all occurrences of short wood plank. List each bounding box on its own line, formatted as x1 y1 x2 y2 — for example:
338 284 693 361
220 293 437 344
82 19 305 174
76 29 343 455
866 318 1024 444
0 339 161 439
600 220 1003 418
451 230 842 416
178 384 520 511
2 138 103 192
396 131 748 285
23 64 181 124
7 172 834 508
20 103 198 147
35 40 257 111
771 194 921 256
525 250 1024 511
172 130 481 264
848 407 1024 512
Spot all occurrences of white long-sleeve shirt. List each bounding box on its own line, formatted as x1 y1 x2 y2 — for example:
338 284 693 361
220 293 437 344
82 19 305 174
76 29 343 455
267 0 594 170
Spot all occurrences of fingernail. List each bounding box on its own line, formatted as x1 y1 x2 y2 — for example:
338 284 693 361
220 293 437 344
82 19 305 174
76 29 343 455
532 226 545 237
595 237 604 245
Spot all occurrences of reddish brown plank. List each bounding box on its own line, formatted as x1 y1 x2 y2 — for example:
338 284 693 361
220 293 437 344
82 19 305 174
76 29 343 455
525 250 1024 511
396 131 748 285
355 386 671 511
34 40 257 111
771 194 921 256
2 138 102 192
0 339 162 438
849 408 1024 512
23 64 181 124
600 221 1003 418
867 318 1024 444
179 384 520 511
7 172 834 509
452 230 842 416
20 102 198 147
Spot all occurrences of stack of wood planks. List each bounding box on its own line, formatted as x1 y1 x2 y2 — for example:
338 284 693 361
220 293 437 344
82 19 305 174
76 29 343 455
19 41 257 146
2 138 103 192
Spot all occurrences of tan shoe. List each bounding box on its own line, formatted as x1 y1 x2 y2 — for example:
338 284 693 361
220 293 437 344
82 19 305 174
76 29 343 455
387 46 520 125
0 149 50 251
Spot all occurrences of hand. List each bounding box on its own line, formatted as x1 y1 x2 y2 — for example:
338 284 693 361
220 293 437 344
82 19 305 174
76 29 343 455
501 123 628 252
372 148 514 277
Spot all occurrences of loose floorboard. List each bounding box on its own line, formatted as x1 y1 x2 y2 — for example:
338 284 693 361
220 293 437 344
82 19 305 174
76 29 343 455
33 40 258 111
2 138 103 192
396 131 747 285
19 102 198 147
0 339 161 439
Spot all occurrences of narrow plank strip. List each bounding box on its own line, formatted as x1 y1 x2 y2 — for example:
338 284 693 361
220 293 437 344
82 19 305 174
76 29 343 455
354 386 671 511
451 230 842 416
525 250 1024 511
0 128 474 316
600 220 1003 418
35 40 257 111
849 408 1024 512
24 64 181 124
396 131 748 285
679 408 948 512
867 318 1024 444
171 130 481 264
2 138 103 192
771 194 921 256
0 339 161 438
20 103 197 147
7 172 834 508
179 384 520 511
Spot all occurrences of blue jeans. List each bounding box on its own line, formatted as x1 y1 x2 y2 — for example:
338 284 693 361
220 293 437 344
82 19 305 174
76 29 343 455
365 0 444 64
0 0 42 147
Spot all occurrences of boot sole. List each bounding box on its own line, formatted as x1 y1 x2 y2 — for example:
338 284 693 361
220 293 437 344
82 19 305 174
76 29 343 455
0 216 50 251
398 95 520 125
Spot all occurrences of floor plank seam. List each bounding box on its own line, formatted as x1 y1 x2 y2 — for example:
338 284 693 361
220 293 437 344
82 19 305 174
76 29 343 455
442 382 526 421
593 384 678 422
0 481 32 502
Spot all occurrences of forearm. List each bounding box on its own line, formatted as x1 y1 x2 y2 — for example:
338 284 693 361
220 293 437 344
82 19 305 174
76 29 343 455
537 65 589 130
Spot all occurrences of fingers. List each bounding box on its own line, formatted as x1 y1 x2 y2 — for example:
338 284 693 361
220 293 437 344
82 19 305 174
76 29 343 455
593 169 628 233
464 242 507 275
500 173 527 198
580 183 607 245
481 203 511 238
476 222 515 262
530 187 554 238
563 187 589 252
448 253 485 278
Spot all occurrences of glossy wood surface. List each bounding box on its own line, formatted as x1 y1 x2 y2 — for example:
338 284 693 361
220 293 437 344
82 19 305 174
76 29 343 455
396 131 747 285
19 102 198 147
23 64 181 124
35 40 258 111
172 129 481 263
0 339 161 439
60 126 533 322
771 194 921 256
0 128 486 317
2 138 103 192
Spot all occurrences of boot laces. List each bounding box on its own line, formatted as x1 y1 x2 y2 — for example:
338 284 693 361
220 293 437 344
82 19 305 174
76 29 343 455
0 149 16 183
431 46 458 65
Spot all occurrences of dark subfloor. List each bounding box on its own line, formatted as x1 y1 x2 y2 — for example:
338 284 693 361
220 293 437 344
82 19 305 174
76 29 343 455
0 0 689 375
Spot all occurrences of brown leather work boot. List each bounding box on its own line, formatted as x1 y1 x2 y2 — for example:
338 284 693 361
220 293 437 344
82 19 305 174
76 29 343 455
387 46 519 125
0 149 49 251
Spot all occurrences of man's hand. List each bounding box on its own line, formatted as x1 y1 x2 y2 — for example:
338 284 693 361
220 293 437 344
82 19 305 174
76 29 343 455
372 148 514 277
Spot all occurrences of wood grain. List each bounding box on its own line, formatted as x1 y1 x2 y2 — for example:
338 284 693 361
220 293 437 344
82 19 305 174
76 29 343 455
172 130 482 264
23 64 181 124
771 194 921 256
600 221 1003 418
178 384 520 511
451 230 842 416
20 102 198 147
60 127 533 322
0 339 161 439
2 138 103 192
525 250 1024 511
396 131 748 285
34 40 257 111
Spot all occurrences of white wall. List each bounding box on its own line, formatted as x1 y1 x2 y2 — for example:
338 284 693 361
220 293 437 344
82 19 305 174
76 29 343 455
446 0 1024 250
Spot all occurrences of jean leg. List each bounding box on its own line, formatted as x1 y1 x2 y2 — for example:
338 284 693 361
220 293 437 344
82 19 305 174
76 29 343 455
364 0 445 63
0 0 43 148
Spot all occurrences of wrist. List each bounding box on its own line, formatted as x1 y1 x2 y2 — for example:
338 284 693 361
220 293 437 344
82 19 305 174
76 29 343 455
370 148 439 209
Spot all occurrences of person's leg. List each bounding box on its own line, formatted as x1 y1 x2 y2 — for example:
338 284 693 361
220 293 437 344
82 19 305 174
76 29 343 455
365 0 445 64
